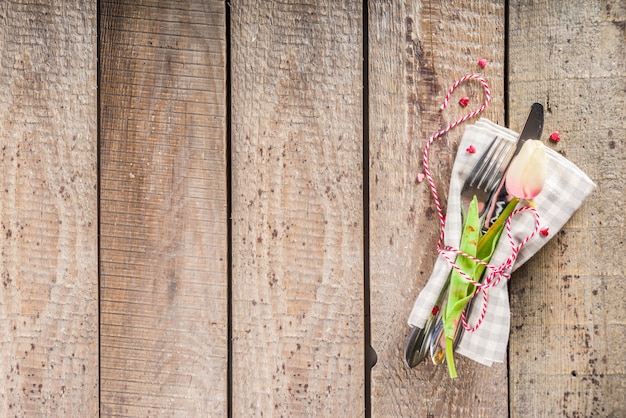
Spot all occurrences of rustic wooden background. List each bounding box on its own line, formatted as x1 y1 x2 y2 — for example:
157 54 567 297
0 0 623 416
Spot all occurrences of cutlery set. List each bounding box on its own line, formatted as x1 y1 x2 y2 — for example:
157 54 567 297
404 103 545 368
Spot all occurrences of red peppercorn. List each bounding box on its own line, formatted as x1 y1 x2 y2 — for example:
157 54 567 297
549 131 561 143
459 97 470 107
466 144 476 154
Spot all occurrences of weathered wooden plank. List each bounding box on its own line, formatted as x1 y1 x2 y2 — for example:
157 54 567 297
99 1 228 415
230 0 364 415
369 0 507 416
0 1 98 416
508 1 625 417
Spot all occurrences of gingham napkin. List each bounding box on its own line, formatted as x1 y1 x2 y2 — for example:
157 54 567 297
407 118 596 366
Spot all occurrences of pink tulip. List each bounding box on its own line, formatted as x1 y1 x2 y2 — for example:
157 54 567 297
505 140 547 200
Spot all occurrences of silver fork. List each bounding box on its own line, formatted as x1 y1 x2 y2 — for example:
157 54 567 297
461 137 515 220
404 135 514 368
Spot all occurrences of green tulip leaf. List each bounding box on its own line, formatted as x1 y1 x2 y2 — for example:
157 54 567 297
478 197 520 257
442 197 521 378
443 196 480 378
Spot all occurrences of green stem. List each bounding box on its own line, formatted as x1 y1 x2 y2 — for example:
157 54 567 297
445 337 457 378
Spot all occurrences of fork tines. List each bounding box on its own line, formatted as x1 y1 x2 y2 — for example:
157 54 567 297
468 136 513 191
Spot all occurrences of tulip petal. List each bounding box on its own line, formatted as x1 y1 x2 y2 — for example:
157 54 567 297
505 140 547 200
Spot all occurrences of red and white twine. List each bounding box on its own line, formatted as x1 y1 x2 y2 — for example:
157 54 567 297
421 74 541 333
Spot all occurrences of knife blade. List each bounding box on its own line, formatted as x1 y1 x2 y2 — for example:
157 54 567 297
482 103 544 231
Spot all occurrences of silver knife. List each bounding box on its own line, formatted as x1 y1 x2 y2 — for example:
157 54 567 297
482 103 544 231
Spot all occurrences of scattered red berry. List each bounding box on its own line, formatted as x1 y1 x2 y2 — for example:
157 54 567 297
432 306 440 316
416 173 425 183
549 131 561 142
459 97 470 107
466 144 476 154
540 227 549 237
478 58 488 68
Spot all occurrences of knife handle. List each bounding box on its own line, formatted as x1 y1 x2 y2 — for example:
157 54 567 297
482 176 512 232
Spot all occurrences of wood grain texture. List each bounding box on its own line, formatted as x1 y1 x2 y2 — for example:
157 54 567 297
508 1 625 417
99 1 228 415
230 1 364 415
368 0 507 416
0 0 98 415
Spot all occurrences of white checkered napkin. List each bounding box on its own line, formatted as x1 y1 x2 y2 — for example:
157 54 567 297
408 119 596 366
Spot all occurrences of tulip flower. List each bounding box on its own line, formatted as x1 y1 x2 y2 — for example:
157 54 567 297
505 140 547 200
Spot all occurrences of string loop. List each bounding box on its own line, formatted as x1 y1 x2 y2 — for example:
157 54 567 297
422 74 491 250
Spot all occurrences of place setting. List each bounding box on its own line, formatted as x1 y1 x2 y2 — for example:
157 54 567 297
403 74 595 378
